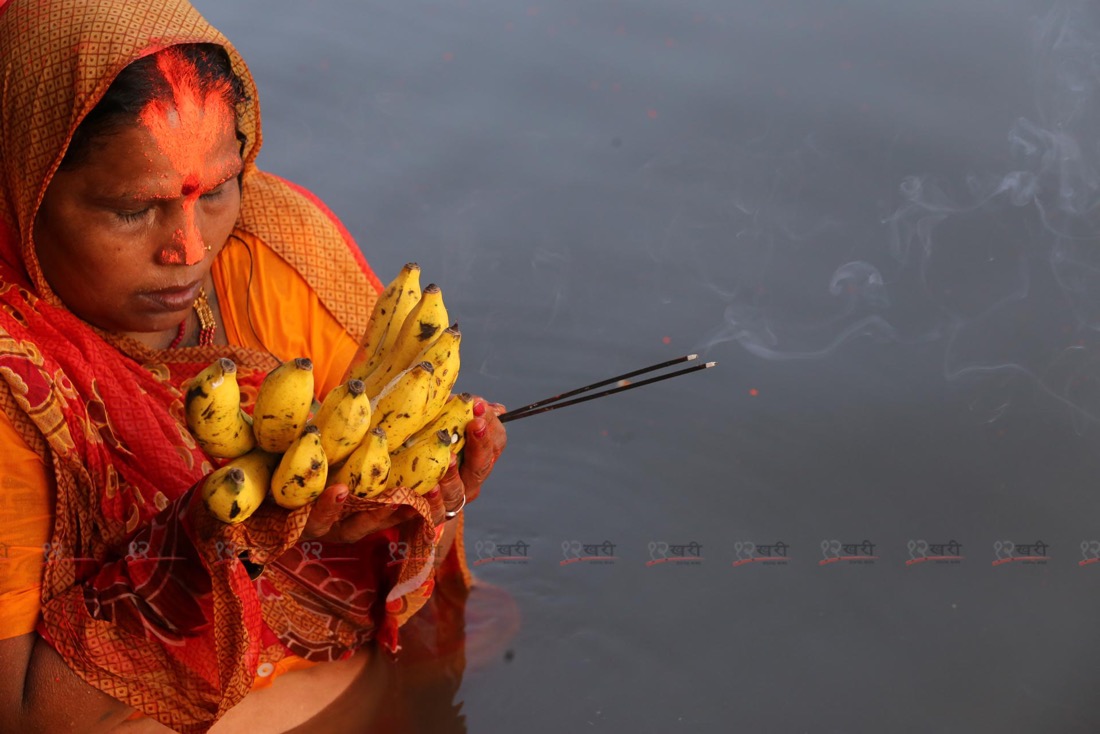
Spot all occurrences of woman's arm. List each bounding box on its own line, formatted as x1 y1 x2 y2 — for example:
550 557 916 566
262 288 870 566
0 632 138 733
0 418 138 731
29 482 307 734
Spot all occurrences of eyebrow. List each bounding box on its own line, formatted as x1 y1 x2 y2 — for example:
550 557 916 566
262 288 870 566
95 161 243 204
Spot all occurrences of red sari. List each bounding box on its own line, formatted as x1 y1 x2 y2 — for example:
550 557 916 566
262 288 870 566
0 1 462 730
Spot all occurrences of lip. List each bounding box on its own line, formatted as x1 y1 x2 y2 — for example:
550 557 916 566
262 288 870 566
140 279 203 312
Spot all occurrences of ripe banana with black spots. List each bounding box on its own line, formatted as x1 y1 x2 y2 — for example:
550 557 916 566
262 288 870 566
201 448 278 524
346 263 422 384
360 284 448 397
330 427 391 498
185 357 255 459
404 392 475 454
368 360 436 447
310 378 372 465
271 425 329 509
386 429 454 494
414 323 461 414
253 357 315 453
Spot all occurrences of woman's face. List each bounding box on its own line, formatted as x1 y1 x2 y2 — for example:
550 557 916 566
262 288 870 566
33 98 242 339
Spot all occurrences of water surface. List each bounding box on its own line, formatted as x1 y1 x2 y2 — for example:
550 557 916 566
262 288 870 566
197 1 1100 731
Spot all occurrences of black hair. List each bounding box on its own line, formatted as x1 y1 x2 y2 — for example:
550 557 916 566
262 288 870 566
60 43 249 170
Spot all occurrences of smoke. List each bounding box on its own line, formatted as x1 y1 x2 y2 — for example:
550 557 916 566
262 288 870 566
688 0 1100 430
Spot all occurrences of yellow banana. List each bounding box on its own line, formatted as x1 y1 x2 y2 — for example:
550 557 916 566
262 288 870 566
345 263 422 384
271 425 329 509
368 360 436 447
330 427 391 498
201 449 278 524
413 323 460 373
404 392 475 454
414 324 461 417
310 378 372 465
184 357 256 459
252 357 315 453
360 283 448 397
386 429 454 494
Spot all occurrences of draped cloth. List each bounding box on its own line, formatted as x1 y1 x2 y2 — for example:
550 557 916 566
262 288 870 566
0 0 456 730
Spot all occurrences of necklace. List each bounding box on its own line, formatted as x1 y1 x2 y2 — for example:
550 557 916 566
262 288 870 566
168 287 216 348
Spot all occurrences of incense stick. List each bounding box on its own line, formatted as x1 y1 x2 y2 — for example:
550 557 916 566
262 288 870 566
503 353 699 418
499 361 717 423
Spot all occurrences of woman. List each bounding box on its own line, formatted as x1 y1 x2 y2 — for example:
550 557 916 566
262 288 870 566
0 0 507 731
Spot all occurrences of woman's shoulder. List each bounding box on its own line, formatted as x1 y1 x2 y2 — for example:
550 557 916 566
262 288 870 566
213 231 361 396
236 169 382 338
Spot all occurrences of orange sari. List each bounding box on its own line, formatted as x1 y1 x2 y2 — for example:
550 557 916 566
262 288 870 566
0 0 461 731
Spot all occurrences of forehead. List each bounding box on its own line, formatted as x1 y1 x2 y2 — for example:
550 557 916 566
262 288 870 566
66 105 241 194
139 53 238 169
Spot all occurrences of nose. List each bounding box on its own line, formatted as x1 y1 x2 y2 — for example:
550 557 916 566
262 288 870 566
157 230 205 265
156 202 207 265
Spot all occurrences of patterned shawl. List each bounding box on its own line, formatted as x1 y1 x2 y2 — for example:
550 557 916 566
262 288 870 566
0 1 446 730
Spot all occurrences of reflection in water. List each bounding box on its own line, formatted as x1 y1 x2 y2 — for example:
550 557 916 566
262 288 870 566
290 572 520 733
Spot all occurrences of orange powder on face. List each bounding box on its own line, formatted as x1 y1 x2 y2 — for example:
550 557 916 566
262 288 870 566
138 49 235 264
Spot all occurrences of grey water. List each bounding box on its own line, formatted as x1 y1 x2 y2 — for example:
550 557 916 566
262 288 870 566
198 1 1100 731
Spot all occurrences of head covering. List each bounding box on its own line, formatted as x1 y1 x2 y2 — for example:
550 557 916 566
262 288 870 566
0 0 376 334
0 0 257 298
0 2 438 731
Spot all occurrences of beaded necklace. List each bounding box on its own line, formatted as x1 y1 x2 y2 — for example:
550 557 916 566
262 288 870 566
168 287 216 348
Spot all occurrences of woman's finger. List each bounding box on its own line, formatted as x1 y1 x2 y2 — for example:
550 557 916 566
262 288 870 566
322 503 411 542
302 483 349 539
438 457 464 513
460 408 507 502
423 486 446 526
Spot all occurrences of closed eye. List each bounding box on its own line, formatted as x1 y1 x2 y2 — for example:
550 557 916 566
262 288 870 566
201 178 236 202
116 208 151 223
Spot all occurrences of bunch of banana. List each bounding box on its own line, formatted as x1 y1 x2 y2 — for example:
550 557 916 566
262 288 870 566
338 265 481 495
189 355 319 522
358 283 449 398
188 262 480 524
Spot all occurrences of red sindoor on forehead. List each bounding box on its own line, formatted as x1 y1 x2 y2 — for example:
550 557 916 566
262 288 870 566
138 49 235 192
138 50 234 265
180 175 200 197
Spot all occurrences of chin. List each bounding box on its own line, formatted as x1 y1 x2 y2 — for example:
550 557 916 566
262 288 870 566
98 313 184 339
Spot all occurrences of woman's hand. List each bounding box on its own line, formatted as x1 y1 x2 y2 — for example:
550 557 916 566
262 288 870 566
436 398 508 517
300 397 507 540
300 483 421 542
299 481 458 540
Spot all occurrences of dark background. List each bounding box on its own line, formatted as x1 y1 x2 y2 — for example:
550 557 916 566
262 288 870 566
197 1 1100 731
